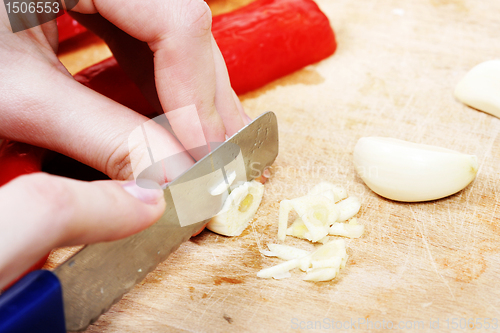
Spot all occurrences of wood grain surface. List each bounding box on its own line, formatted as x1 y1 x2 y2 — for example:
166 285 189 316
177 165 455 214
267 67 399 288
51 0 500 331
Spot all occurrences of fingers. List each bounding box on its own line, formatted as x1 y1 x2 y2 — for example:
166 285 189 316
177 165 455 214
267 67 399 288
210 36 246 134
0 56 194 181
0 173 166 289
70 0 246 151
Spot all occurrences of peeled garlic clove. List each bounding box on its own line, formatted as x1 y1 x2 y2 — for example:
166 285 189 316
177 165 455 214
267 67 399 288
257 258 300 279
454 59 500 119
336 196 361 222
207 180 264 236
303 268 338 282
266 244 310 261
353 137 478 202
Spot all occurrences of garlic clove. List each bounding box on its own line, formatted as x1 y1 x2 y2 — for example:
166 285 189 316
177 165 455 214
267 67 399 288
454 59 500 119
353 137 478 202
207 180 264 236
336 196 361 222
266 244 310 261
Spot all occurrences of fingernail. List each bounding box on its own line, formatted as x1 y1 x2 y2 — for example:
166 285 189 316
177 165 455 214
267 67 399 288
245 114 253 124
122 180 163 205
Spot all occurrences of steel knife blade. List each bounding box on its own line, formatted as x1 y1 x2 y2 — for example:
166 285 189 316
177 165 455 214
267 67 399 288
53 111 279 331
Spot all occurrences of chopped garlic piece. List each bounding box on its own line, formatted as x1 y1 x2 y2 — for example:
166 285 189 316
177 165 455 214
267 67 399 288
303 268 338 282
286 217 308 238
278 200 293 241
266 244 310 261
336 196 361 222
308 182 348 203
279 195 338 242
329 220 364 238
258 240 349 282
207 181 264 236
259 249 276 257
309 239 346 269
257 258 300 279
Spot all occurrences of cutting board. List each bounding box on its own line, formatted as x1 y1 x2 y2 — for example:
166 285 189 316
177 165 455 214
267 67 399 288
50 0 500 331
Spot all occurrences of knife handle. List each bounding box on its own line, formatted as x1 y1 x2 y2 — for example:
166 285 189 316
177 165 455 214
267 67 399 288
0 270 66 333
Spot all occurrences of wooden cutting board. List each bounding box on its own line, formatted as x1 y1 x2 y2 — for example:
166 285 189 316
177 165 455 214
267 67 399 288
50 0 500 331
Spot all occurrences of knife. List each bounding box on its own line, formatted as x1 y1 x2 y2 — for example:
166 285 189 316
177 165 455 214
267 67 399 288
0 111 278 332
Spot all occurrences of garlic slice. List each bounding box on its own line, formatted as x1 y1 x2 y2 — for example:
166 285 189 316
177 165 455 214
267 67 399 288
209 170 237 196
286 217 308 239
278 195 338 242
336 196 361 222
454 59 500 119
353 137 478 202
207 180 264 236
329 218 364 238
308 182 348 203
256 258 300 279
265 244 310 261
303 268 338 282
257 240 348 281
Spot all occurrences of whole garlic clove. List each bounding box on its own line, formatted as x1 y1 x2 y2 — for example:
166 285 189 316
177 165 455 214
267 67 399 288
207 180 264 236
353 137 478 202
454 59 500 119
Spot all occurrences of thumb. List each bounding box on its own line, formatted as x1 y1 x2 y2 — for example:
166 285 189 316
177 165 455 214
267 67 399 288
0 173 165 289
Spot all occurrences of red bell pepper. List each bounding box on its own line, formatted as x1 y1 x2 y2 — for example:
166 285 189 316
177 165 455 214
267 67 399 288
57 13 87 43
0 141 46 187
214 0 336 94
74 0 336 96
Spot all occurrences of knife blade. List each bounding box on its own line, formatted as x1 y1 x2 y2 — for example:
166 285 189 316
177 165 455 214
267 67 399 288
53 111 278 331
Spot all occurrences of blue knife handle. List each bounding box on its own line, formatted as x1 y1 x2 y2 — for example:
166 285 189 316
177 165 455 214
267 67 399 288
0 270 65 333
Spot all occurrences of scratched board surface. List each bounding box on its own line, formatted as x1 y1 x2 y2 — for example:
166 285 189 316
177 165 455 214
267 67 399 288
51 0 500 332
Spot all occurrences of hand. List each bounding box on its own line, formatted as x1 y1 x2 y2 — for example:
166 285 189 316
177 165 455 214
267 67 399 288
0 174 165 289
0 0 249 181
0 0 249 287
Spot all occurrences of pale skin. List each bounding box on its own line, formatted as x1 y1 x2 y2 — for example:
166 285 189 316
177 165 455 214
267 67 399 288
0 0 250 289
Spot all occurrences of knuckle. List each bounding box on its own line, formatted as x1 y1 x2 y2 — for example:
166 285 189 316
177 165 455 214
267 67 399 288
104 140 136 181
179 0 212 36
